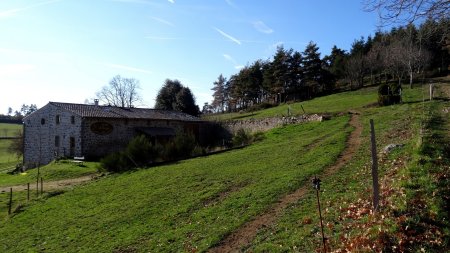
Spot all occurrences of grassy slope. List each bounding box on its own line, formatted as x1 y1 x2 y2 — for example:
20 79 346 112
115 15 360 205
0 116 351 252
1 84 447 252
0 139 20 172
204 87 377 121
0 123 21 137
0 123 22 172
247 85 450 252
0 160 98 188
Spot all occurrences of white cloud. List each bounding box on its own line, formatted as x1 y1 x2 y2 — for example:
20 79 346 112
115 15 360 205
104 63 152 74
253 21 274 34
150 16 175 27
214 27 241 45
168 0 175 3
222 54 243 69
223 54 235 63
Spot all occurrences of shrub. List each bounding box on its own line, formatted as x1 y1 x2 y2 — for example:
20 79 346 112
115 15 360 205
378 83 402 106
126 135 161 166
163 131 196 160
232 129 265 147
252 131 265 142
99 152 132 172
232 128 251 146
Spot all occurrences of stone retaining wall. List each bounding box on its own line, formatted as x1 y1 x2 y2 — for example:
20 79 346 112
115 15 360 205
224 114 326 134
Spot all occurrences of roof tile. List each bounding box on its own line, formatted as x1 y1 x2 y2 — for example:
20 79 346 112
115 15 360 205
49 102 201 122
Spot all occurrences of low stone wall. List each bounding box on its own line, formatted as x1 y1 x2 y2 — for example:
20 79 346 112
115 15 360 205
224 114 326 134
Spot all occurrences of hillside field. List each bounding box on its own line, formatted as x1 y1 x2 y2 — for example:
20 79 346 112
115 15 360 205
0 123 22 172
0 83 448 252
0 123 21 138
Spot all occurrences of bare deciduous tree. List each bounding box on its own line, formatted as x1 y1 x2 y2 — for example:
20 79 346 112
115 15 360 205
96 75 142 107
364 0 450 25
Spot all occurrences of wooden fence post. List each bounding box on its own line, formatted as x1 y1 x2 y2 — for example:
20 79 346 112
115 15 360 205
40 177 43 196
36 177 39 197
27 183 30 202
8 188 12 215
429 83 433 101
370 119 380 212
312 176 326 253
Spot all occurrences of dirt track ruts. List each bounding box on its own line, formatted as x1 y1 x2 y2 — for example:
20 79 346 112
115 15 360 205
208 112 362 252
0 174 95 193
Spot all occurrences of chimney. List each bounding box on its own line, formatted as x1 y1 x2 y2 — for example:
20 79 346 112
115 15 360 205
94 99 99 106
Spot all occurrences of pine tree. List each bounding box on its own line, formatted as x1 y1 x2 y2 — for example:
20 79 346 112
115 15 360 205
302 41 323 96
211 74 227 113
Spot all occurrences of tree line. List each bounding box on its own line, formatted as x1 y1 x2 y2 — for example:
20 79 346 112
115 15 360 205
0 104 38 123
207 18 449 114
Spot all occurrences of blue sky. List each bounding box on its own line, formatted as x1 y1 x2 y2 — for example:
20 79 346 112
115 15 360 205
0 0 383 114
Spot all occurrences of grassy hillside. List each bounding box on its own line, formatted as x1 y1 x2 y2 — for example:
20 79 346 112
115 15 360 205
0 123 22 172
204 87 377 121
0 139 20 173
0 116 351 252
0 123 21 138
0 160 98 188
0 84 448 252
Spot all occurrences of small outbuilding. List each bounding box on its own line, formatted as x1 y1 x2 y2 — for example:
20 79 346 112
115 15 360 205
23 101 205 168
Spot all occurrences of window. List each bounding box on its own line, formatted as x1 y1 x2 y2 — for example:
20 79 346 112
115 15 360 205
41 118 45 125
55 136 60 147
56 115 61 124
71 116 75 124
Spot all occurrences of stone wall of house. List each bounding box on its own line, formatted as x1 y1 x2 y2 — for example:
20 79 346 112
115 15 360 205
23 103 205 168
223 114 325 134
23 104 83 169
81 118 187 158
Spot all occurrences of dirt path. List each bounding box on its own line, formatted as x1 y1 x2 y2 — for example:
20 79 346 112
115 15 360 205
209 112 363 252
0 174 96 193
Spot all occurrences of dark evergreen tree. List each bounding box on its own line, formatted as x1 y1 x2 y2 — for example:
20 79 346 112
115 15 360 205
174 87 200 116
323 45 348 83
154 79 183 110
211 74 227 113
155 79 199 116
286 51 304 100
263 46 291 103
302 41 324 96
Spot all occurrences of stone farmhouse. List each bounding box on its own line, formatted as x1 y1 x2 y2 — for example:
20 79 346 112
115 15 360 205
23 101 205 168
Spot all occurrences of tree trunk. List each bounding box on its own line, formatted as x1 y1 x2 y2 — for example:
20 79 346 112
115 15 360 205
409 70 413 89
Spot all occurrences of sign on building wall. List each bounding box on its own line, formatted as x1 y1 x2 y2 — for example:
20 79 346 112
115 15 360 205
90 122 114 135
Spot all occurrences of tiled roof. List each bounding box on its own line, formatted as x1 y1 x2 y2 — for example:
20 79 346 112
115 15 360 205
49 102 202 122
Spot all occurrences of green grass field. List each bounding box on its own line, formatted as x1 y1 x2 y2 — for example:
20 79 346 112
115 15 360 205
0 123 22 172
0 84 448 252
0 139 20 173
204 87 378 121
0 160 99 188
0 123 22 137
